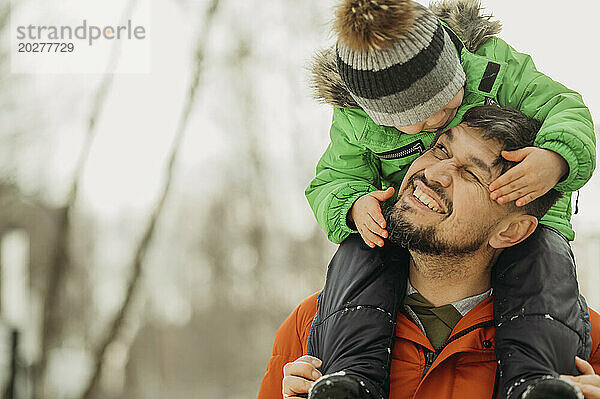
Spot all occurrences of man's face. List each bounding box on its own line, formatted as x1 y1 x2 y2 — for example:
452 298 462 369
384 123 508 255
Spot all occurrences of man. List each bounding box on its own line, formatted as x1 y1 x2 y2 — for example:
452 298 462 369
257 106 600 399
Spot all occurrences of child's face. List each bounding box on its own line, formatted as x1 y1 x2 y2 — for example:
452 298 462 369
394 88 464 135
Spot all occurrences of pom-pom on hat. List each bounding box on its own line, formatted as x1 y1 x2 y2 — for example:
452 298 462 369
334 0 466 127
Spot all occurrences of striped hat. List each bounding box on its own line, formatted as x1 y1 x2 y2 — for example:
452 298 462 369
334 0 465 127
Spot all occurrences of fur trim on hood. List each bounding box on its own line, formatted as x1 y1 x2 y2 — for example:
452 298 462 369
310 0 502 108
429 0 501 52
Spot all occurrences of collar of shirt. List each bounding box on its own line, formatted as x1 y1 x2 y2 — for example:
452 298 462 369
404 279 492 334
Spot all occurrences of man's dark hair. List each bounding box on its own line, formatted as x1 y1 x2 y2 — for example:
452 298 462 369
460 105 562 220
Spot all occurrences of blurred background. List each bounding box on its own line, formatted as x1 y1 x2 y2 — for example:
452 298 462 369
0 0 599 398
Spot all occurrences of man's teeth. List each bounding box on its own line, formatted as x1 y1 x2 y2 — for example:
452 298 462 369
413 185 443 213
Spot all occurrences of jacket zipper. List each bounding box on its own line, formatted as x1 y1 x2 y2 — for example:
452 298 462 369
441 320 495 348
367 153 382 188
422 349 436 377
421 320 495 378
374 141 425 160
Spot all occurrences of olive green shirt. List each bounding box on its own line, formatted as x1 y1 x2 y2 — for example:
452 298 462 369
403 280 491 351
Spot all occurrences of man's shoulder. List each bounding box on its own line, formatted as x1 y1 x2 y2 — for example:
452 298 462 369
296 292 319 340
257 293 319 399
297 292 319 320
272 292 319 355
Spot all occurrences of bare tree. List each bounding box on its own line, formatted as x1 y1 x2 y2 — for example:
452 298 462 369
79 1 222 398
34 0 143 396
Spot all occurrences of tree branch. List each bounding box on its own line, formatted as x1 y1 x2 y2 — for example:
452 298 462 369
79 1 222 397
35 0 142 396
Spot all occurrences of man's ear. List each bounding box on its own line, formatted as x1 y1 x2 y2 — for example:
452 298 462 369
489 215 538 249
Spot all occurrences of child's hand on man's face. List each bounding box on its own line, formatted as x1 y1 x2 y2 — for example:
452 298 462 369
350 187 394 248
488 147 568 207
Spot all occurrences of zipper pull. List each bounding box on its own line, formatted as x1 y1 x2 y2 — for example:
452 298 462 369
422 349 437 377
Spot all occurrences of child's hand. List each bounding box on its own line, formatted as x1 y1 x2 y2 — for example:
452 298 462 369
350 187 395 248
488 147 568 207
282 355 322 398
561 357 600 398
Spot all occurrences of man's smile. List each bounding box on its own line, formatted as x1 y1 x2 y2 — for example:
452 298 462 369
406 179 449 215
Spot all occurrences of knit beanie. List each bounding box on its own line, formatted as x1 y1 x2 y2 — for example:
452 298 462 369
334 0 466 127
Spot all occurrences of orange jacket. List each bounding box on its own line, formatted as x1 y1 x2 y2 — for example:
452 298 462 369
257 292 600 399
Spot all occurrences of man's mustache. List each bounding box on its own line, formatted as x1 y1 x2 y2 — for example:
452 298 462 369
405 172 453 216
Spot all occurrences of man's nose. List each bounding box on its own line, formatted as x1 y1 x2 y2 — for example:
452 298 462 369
424 162 452 187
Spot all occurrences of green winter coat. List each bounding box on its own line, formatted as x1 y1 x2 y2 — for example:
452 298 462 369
306 4 595 244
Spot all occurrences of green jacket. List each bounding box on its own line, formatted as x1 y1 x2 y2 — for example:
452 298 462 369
306 4 595 244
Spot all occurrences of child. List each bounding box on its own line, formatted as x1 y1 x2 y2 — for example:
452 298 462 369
305 0 595 398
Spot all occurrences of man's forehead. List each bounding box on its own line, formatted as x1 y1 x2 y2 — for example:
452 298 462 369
442 125 504 179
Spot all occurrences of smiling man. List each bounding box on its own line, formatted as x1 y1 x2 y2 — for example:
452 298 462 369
257 106 600 399
384 116 546 258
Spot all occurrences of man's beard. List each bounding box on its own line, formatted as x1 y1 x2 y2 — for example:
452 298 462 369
382 186 488 257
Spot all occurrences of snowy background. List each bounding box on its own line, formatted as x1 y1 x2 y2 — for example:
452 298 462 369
1 0 599 398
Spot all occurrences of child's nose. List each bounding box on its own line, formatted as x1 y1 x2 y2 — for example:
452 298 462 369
426 110 447 127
